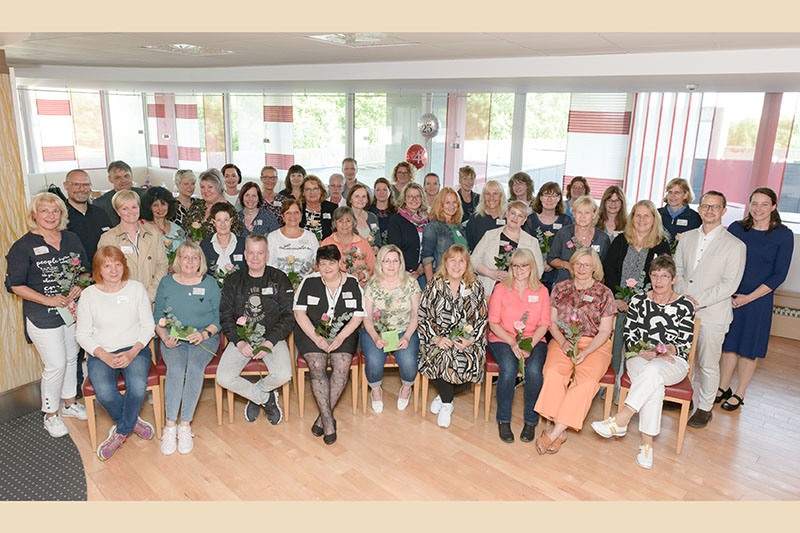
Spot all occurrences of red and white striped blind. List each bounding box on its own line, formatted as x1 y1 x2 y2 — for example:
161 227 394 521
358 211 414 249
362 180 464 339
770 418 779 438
263 95 294 171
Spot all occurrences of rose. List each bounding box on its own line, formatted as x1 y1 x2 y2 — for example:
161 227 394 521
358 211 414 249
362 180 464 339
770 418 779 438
311 220 319 228
625 278 638 288
163 238 173 249
373 308 381 319
463 324 474 334
225 264 234 271
566 240 574 249
675 233 681 240
656 343 668 354
513 321 525 333
191 221 202 229
544 231 554 238
321 313 330 322
71 256 81 267
504 244 513 252
158 317 167 327
286 255 296 265
367 235 374 244
570 314 579 322
236 316 247 326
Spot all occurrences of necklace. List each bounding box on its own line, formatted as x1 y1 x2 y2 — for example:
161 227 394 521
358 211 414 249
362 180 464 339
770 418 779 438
652 290 675 305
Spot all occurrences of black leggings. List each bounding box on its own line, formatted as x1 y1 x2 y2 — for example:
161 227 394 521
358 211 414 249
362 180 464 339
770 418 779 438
433 379 470 403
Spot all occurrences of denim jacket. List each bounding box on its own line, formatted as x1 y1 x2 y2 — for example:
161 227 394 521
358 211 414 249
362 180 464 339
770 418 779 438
421 219 460 271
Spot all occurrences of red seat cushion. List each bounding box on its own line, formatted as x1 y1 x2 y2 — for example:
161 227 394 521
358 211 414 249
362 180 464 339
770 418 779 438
620 371 693 402
599 364 616 385
485 351 499 374
82 365 160 396
297 353 358 369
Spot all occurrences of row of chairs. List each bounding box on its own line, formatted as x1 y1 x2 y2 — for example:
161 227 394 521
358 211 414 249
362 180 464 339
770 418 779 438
82 319 699 455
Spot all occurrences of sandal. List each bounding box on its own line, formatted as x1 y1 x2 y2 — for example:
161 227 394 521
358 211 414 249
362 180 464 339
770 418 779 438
721 394 744 411
715 387 732 404
535 432 554 455
546 435 568 454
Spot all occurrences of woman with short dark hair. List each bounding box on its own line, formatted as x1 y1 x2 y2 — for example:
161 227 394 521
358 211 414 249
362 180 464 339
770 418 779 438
221 163 243 208
141 186 185 268
320 207 375 286
279 164 307 200
199 202 246 276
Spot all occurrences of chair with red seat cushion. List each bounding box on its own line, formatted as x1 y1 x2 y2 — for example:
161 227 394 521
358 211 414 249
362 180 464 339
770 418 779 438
598 364 616 419
83 339 163 451
359 351 420 413
224 356 291 423
618 319 701 454
296 351 359 418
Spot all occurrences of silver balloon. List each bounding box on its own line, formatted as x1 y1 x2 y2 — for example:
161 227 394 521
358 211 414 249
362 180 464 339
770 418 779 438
418 113 440 139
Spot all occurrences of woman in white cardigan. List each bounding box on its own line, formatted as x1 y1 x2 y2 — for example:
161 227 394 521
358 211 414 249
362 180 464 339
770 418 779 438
472 200 544 296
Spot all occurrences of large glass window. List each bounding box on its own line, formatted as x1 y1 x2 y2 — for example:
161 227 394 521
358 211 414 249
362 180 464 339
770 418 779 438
293 94 346 179
464 93 514 190
108 92 147 167
522 93 570 190
354 93 389 187
230 94 265 176
778 93 800 219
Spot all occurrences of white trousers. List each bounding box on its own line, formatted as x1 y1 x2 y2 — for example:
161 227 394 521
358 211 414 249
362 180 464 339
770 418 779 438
625 356 690 436
693 321 729 411
26 318 80 413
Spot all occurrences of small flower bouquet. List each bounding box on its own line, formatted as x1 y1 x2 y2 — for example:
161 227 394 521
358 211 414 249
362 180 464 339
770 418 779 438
535 228 555 255
343 246 368 276
54 252 87 296
625 340 668 360
513 311 535 382
187 220 207 242
315 312 355 356
285 255 301 290
614 270 651 303
373 308 398 352
210 262 239 289
158 307 216 355
380 229 389 247
310 219 322 241
494 243 514 271
565 235 580 250
556 313 584 387
164 228 186 265
419 318 475 370
670 233 681 255
236 316 271 356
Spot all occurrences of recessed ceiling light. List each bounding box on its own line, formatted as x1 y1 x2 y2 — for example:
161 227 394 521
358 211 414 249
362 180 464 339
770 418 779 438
306 33 417 48
141 43 234 56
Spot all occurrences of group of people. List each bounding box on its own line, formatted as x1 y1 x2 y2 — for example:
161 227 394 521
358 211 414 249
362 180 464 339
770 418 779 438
6 159 794 470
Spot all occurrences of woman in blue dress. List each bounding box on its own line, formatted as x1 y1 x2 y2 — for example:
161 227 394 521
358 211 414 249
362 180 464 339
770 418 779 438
718 187 794 411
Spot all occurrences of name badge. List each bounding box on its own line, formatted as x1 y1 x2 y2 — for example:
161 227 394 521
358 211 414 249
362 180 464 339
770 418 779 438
677 219 688 226
192 287 205 295
121 246 134 254
262 287 273 295
33 246 49 256
553 223 562 230
116 295 129 304
456 230 463 237
496 218 505 225
233 254 243 261
307 295 320 305
528 295 539 303
255 220 263 226
322 213 332 219
591 244 600 252
582 294 594 302
273 200 282 207
345 299 357 309
342 291 353 299
370 223 378 231
101 227 110 232
500 240 509 247
460 288 472 297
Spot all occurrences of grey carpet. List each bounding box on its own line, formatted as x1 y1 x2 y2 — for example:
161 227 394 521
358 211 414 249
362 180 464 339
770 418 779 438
0 410 87 501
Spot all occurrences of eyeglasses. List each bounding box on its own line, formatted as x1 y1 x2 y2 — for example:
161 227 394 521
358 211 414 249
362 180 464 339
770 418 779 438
67 182 92 189
606 198 622 204
573 262 593 270
304 187 320 193
510 263 530 270
699 204 723 212
541 193 560 199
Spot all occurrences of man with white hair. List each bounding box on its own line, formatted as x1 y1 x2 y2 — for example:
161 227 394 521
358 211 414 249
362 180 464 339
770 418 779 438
328 173 346 207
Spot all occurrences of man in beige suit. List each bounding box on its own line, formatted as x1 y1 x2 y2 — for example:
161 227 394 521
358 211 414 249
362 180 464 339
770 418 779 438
674 191 745 429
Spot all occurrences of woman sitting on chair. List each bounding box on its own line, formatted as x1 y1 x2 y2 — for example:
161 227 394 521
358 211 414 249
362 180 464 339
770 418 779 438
75 245 156 461
591 255 695 469
293 245 365 445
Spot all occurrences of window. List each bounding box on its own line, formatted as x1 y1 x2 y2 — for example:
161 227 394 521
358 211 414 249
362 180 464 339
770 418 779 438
107 92 147 167
293 94 346 178
463 93 514 190
354 93 389 187
522 93 570 190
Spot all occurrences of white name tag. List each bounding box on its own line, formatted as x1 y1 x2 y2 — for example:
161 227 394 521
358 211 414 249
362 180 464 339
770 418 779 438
528 295 539 303
121 246 134 254
496 218 505 225
262 287 273 295
460 289 472 297
116 295 129 304
345 299 356 309
677 219 688 226
307 295 320 305
342 291 353 299
192 287 205 295
233 254 243 261
591 244 600 252
273 200 282 207
101 227 110 232
370 223 378 231
255 219 263 226
553 223 562 230
456 230 463 237
322 213 331 219
582 294 594 302
33 246 48 256
500 240 509 247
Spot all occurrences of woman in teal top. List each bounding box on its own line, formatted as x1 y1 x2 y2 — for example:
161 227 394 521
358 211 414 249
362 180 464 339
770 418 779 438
153 241 221 456
421 187 467 282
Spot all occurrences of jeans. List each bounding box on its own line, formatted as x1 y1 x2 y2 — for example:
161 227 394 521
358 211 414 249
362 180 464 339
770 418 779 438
160 336 217 423
416 274 427 292
360 328 419 387
87 346 152 436
489 340 547 426
216 340 292 404
26 319 79 413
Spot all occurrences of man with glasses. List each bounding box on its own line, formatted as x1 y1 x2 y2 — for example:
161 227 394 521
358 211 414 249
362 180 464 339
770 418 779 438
328 173 346 207
674 191 745 429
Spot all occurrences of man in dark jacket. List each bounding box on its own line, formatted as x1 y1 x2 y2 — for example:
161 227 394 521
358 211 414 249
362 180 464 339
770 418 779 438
92 160 145 226
216 234 294 424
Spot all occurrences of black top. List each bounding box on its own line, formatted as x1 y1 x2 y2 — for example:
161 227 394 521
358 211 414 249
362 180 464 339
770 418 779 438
300 200 338 241
387 213 424 273
219 265 295 347
199 235 247 272
292 273 365 355
66 202 112 261
658 206 702 243
602 233 671 292
459 190 480 223
368 204 393 242
5 231 89 330
464 212 505 251
92 187 145 226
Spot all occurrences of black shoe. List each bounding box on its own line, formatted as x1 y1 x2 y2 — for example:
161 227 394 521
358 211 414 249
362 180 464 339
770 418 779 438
664 399 692 411
244 400 261 422
323 420 337 445
687 408 713 428
263 391 283 425
311 417 324 437
520 424 537 443
498 422 514 443
721 394 744 411
715 387 732 404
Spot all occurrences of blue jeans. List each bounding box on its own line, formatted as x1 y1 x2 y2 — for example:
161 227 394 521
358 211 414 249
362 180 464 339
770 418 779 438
360 328 419 387
488 340 547 426
161 336 217 423
416 274 427 292
87 346 152 436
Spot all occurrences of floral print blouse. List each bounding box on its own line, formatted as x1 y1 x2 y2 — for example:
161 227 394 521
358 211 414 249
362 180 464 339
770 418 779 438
550 279 616 338
364 276 420 332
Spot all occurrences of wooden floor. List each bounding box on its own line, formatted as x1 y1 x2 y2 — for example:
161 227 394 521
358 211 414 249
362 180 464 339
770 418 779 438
64 335 800 501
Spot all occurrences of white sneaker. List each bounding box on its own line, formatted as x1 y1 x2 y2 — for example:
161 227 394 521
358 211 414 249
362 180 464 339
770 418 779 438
43 414 69 438
61 402 87 421
430 395 443 414
636 444 654 469
147 390 154 405
177 425 194 454
160 425 178 455
591 416 628 438
437 402 454 428
371 387 383 413
397 396 410 411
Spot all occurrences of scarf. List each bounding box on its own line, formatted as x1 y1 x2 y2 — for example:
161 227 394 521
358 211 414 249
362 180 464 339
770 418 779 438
398 206 429 233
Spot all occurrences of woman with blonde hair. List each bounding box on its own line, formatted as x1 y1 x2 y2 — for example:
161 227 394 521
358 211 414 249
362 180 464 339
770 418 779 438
420 187 465 282
596 186 627 240
5 192 89 438
388 183 429 289
547 195 611 285
658 178 701 244
418 244 488 428
464 180 508 251
360 245 422 412
487 248 550 443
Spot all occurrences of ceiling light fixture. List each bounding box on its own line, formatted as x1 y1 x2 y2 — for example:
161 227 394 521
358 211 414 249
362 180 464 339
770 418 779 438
306 33 417 48
141 43 234 56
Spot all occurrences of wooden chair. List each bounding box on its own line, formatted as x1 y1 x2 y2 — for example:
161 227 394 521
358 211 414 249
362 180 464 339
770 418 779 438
598 365 616 419
154 333 227 426
83 339 163 451
618 319 701 454
359 351 420 413
296 352 359 418
420 375 481 419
